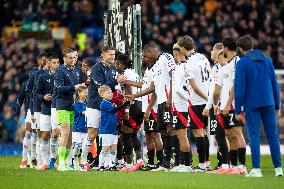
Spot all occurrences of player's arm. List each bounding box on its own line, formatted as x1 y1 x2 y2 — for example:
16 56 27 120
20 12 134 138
144 92 157 121
102 101 130 113
222 85 234 115
189 79 208 100
166 70 173 108
92 66 118 89
127 81 155 100
268 57 280 110
124 80 143 88
55 69 75 95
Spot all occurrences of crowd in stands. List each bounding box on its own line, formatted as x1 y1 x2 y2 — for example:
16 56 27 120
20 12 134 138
0 0 284 142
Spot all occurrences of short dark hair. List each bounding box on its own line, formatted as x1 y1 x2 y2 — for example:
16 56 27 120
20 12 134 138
177 35 195 50
115 51 132 68
48 53 59 60
101 45 116 53
222 37 237 51
62 48 75 57
236 35 254 51
82 58 94 68
37 52 48 60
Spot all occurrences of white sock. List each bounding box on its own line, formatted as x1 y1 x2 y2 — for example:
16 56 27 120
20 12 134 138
22 131 31 161
199 163 206 169
222 164 229 169
99 151 108 167
81 137 92 164
206 161 211 167
239 164 245 169
72 142 81 166
110 151 117 167
41 140 49 165
118 159 125 165
50 137 58 159
31 133 37 160
36 138 43 166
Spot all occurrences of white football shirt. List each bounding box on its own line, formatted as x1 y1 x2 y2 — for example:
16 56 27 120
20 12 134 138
172 61 190 112
184 52 211 106
215 56 239 110
151 53 176 105
123 68 142 101
205 62 221 109
142 66 158 113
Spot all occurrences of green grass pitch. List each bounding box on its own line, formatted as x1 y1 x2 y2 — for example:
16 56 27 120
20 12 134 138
1 155 284 189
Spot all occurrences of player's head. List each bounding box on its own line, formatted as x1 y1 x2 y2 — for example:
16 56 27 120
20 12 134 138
37 52 48 68
236 35 254 57
172 43 185 63
222 37 237 57
47 54 59 72
76 85 88 101
217 49 227 66
81 58 94 73
72 50 78 65
101 46 116 66
142 43 160 66
211 43 224 63
115 51 132 73
63 48 76 67
98 85 113 100
177 35 195 55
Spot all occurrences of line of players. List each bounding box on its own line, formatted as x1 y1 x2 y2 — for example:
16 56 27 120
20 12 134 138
17 35 247 174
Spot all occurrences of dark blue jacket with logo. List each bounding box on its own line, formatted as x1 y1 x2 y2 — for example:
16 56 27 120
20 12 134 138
55 65 80 111
35 70 54 115
87 62 117 110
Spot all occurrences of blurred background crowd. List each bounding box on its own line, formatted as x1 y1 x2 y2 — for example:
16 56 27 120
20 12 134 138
0 0 283 144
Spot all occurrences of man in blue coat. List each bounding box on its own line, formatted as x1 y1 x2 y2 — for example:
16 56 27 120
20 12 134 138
234 35 283 177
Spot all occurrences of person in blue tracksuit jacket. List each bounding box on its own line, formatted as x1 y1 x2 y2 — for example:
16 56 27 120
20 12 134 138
234 35 283 177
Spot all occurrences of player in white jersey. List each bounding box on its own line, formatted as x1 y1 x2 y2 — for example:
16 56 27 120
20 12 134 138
122 52 164 171
177 35 211 171
202 43 227 170
169 44 193 172
127 44 179 170
212 37 247 174
115 52 145 171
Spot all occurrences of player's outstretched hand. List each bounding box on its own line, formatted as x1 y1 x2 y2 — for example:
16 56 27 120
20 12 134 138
117 74 127 83
125 95 134 101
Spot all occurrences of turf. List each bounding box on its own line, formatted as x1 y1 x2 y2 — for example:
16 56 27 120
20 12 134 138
1 155 284 189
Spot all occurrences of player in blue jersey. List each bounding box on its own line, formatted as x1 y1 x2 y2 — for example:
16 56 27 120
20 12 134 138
25 52 48 168
35 54 59 170
81 46 126 171
55 48 80 171
18 77 32 168
97 85 130 171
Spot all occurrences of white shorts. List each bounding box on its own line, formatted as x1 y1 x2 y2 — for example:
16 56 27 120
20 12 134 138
86 108 100 128
72 132 88 144
99 134 118 147
25 109 32 124
34 112 41 130
51 108 58 130
40 114 51 132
